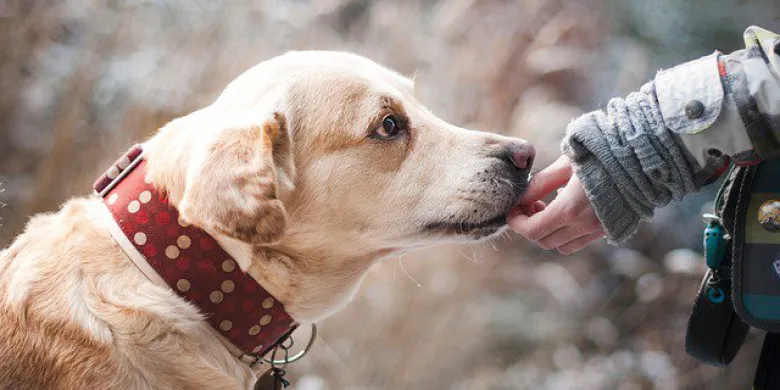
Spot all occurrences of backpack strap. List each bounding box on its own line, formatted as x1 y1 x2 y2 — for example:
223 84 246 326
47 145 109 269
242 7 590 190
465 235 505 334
754 332 780 390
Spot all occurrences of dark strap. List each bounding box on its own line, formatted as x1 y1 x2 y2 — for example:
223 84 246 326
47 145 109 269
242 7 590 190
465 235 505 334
684 268 749 366
719 164 744 233
754 332 780 390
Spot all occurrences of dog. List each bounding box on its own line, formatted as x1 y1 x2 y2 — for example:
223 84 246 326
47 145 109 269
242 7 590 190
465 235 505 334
0 51 534 389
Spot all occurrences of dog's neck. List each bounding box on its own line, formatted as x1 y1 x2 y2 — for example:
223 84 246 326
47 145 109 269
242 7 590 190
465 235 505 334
214 235 393 323
141 135 394 324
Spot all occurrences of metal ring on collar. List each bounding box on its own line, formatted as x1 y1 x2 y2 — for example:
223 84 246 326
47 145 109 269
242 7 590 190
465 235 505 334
264 323 317 365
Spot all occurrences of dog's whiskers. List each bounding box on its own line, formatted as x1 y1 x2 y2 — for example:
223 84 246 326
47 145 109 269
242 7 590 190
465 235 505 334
398 256 422 288
486 236 500 251
469 244 484 264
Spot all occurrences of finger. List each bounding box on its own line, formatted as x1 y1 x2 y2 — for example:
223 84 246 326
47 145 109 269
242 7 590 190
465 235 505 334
506 211 530 232
557 231 605 255
520 156 573 203
507 203 527 220
522 201 547 216
507 201 547 219
509 200 569 241
537 223 599 250
536 211 602 249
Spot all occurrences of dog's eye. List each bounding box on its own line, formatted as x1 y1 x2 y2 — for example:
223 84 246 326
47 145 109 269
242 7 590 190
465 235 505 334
374 115 401 139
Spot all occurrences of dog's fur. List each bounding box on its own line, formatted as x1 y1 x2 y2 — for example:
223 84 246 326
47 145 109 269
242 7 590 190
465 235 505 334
0 51 532 389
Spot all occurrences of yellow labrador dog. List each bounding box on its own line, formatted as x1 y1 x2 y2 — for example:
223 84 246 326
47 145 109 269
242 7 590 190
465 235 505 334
0 51 534 389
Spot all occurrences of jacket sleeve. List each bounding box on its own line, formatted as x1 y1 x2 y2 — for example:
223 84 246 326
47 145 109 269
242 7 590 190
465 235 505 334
561 26 780 244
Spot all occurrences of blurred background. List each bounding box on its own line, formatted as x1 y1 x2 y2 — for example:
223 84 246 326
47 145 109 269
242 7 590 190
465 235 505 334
1 1 779 389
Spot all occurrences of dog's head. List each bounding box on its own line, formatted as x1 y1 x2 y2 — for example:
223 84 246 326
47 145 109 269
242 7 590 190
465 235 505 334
144 51 533 317
148 51 534 250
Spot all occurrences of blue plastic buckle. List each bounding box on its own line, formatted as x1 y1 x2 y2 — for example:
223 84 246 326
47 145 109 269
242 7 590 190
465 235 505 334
703 213 728 270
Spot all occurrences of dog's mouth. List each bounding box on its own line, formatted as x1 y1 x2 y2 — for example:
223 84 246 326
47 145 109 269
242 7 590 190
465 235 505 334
423 213 508 238
420 169 529 240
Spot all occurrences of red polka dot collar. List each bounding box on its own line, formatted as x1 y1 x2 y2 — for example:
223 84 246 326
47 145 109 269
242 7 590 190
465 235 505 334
93 145 297 365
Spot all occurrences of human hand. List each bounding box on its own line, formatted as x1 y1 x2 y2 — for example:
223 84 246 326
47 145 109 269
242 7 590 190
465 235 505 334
507 156 605 254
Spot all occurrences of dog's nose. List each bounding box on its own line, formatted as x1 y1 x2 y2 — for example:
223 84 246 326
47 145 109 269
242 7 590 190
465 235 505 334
505 141 535 170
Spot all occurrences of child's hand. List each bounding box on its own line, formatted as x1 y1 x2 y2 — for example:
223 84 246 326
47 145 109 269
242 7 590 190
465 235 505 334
507 156 605 254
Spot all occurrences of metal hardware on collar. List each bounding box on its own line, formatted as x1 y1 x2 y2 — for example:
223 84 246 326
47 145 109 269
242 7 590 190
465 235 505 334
264 323 317 366
256 332 300 389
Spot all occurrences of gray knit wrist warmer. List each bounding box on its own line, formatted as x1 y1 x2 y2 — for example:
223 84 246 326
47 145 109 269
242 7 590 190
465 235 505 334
562 82 701 244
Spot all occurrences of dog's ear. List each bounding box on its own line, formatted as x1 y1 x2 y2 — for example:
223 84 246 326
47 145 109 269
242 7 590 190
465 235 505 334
176 111 294 245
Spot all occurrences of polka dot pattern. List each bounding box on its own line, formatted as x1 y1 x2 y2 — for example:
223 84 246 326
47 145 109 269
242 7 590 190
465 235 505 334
177 279 191 292
210 290 224 303
139 190 152 204
165 245 180 259
133 232 147 245
222 260 236 273
178 216 190 228
100 156 296 358
93 145 144 195
177 235 191 249
117 156 131 169
106 166 120 180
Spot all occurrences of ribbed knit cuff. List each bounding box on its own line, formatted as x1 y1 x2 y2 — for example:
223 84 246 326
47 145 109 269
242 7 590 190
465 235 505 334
571 156 641 244
562 81 702 245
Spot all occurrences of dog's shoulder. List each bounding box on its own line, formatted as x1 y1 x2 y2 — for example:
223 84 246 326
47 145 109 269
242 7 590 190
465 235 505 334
0 303 118 389
0 197 253 389
0 197 122 389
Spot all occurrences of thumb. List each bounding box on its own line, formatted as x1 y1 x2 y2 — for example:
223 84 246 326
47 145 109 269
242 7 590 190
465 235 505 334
520 155 573 203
